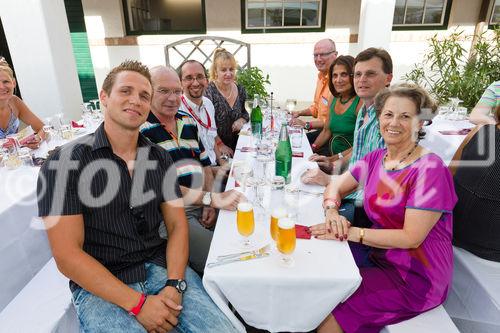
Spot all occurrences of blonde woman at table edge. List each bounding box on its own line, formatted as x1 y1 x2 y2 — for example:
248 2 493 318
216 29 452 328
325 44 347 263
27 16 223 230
205 48 248 151
0 59 45 147
310 84 457 333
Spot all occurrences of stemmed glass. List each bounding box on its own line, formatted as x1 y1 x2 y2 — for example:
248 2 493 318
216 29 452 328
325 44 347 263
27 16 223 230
448 97 463 121
236 202 255 248
244 99 254 114
277 216 296 267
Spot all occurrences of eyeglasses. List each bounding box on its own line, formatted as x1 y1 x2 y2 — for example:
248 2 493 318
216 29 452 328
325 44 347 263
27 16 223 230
182 75 207 83
313 50 338 58
130 206 148 236
353 71 380 79
156 88 183 97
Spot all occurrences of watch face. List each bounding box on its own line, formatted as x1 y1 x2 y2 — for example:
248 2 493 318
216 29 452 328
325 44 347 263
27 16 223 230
178 280 187 292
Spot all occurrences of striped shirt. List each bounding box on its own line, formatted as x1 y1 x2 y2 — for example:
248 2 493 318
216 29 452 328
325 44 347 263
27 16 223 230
37 123 182 291
345 103 385 202
141 111 211 188
477 81 500 110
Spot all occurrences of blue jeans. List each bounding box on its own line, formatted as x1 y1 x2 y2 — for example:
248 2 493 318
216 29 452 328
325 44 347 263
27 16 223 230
72 263 237 333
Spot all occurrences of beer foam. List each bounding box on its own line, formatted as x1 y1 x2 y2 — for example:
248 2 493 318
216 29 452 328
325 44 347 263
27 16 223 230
272 207 287 218
237 202 253 212
278 217 295 229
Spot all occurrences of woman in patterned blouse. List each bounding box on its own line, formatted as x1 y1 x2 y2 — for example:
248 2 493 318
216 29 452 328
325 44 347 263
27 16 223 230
206 48 249 150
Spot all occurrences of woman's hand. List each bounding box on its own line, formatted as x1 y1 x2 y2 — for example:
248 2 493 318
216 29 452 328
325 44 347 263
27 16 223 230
310 209 351 241
231 118 246 132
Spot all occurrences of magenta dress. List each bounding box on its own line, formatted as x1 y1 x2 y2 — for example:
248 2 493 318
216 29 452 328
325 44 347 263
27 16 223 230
333 149 457 333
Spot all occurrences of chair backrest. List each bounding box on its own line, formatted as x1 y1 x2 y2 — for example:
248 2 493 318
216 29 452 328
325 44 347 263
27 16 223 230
165 36 251 71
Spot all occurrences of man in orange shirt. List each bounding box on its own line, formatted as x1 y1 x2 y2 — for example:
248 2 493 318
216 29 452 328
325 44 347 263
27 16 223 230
291 39 337 143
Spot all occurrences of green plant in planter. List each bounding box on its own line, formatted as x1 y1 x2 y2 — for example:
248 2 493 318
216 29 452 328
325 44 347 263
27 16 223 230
404 27 500 110
237 66 271 98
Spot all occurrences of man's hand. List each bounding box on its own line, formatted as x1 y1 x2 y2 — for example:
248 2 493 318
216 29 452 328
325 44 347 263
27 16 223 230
291 111 301 118
289 118 305 128
200 206 217 228
218 144 233 158
211 190 246 210
158 286 183 316
136 294 181 332
301 168 331 186
309 154 335 174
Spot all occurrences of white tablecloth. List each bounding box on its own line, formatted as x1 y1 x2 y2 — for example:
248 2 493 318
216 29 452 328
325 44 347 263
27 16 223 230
203 129 362 332
420 117 475 165
0 126 96 311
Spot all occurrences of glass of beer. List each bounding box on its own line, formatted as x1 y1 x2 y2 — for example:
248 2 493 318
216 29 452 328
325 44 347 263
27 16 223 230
277 217 296 267
270 207 287 242
237 202 255 247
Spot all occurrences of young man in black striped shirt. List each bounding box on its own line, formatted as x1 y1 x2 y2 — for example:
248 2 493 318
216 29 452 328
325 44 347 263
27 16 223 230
37 60 237 333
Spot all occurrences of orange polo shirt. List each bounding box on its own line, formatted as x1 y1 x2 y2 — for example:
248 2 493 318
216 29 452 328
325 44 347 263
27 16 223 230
309 71 332 122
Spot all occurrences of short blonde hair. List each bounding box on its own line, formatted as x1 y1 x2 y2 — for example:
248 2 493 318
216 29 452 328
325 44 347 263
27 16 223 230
209 48 237 81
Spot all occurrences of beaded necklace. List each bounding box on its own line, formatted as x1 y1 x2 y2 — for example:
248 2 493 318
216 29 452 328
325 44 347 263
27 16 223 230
383 144 418 171
339 95 354 105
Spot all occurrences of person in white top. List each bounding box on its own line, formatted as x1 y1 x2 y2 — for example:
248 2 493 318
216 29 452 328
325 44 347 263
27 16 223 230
178 60 233 166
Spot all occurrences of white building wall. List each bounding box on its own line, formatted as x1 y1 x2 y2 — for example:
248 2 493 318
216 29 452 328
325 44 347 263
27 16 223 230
81 0 485 105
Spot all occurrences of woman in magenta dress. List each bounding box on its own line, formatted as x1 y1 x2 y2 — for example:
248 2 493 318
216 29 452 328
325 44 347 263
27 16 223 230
311 84 457 333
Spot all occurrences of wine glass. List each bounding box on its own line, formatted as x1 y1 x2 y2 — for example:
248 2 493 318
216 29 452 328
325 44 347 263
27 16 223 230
237 202 255 248
244 99 254 114
277 216 296 267
285 99 297 112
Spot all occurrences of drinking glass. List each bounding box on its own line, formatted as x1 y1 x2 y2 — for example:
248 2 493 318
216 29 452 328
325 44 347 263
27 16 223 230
233 161 252 190
277 217 296 267
237 202 255 247
457 107 468 120
284 184 300 216
289 125 303 149
285 99 297 112
18 147 34 167
81 103 94 127
244 99 254 114
60 123 74 140
270 206 287 242
3 135 21 170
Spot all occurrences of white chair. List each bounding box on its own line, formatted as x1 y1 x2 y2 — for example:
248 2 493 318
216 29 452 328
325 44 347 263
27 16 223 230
443 246 500 333
381 305 459 333
0 258 78 333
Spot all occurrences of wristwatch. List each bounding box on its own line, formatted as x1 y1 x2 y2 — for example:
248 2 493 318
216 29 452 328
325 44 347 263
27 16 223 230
304 121 311 130
202 191 212 206
337 152 344 160
165 279 188 294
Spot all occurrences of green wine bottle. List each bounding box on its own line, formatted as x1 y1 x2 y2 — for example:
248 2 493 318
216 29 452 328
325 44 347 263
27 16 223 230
275 123 292 184
250 94 263 139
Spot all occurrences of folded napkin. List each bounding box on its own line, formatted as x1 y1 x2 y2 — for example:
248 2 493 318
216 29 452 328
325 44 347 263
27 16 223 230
240 147 256 152
296 224 311 239
439 128 471 135
71 120 85 128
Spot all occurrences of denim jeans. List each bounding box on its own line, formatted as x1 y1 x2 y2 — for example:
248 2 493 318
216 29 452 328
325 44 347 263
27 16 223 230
72 263 237 333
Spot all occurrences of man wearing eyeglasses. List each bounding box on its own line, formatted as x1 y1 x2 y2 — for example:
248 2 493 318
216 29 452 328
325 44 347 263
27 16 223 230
302 47 393 226
178 60 233 166
141 65 244 274
37 60 237 332
290 39 338 142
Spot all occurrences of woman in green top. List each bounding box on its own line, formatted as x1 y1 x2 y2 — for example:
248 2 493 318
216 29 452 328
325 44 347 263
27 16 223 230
311 55 361 158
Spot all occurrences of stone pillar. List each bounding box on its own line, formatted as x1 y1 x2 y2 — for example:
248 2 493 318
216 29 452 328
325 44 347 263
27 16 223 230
357 0 396 52
0 0 82 120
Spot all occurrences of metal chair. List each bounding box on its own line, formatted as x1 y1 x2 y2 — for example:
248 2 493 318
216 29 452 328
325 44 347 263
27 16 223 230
165 36 251 71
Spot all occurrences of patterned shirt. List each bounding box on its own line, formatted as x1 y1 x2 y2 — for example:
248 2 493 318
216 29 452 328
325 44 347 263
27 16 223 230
477 80 500 111
141 111 211 188
345 103 385 202
37 123 181 291
309 71 332 122
205 81 249 150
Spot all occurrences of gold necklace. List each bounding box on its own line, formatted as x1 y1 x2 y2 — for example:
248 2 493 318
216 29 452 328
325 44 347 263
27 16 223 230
384 144 418 171
216 82 234 101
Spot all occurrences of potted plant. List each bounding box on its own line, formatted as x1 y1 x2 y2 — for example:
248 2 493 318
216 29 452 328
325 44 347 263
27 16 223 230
237 66 271 98
404 27 499 110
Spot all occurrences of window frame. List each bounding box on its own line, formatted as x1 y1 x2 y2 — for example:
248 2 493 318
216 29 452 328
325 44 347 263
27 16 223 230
240 0 327 34
392 0 453 31
489 0 500 29
121 0 207 36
